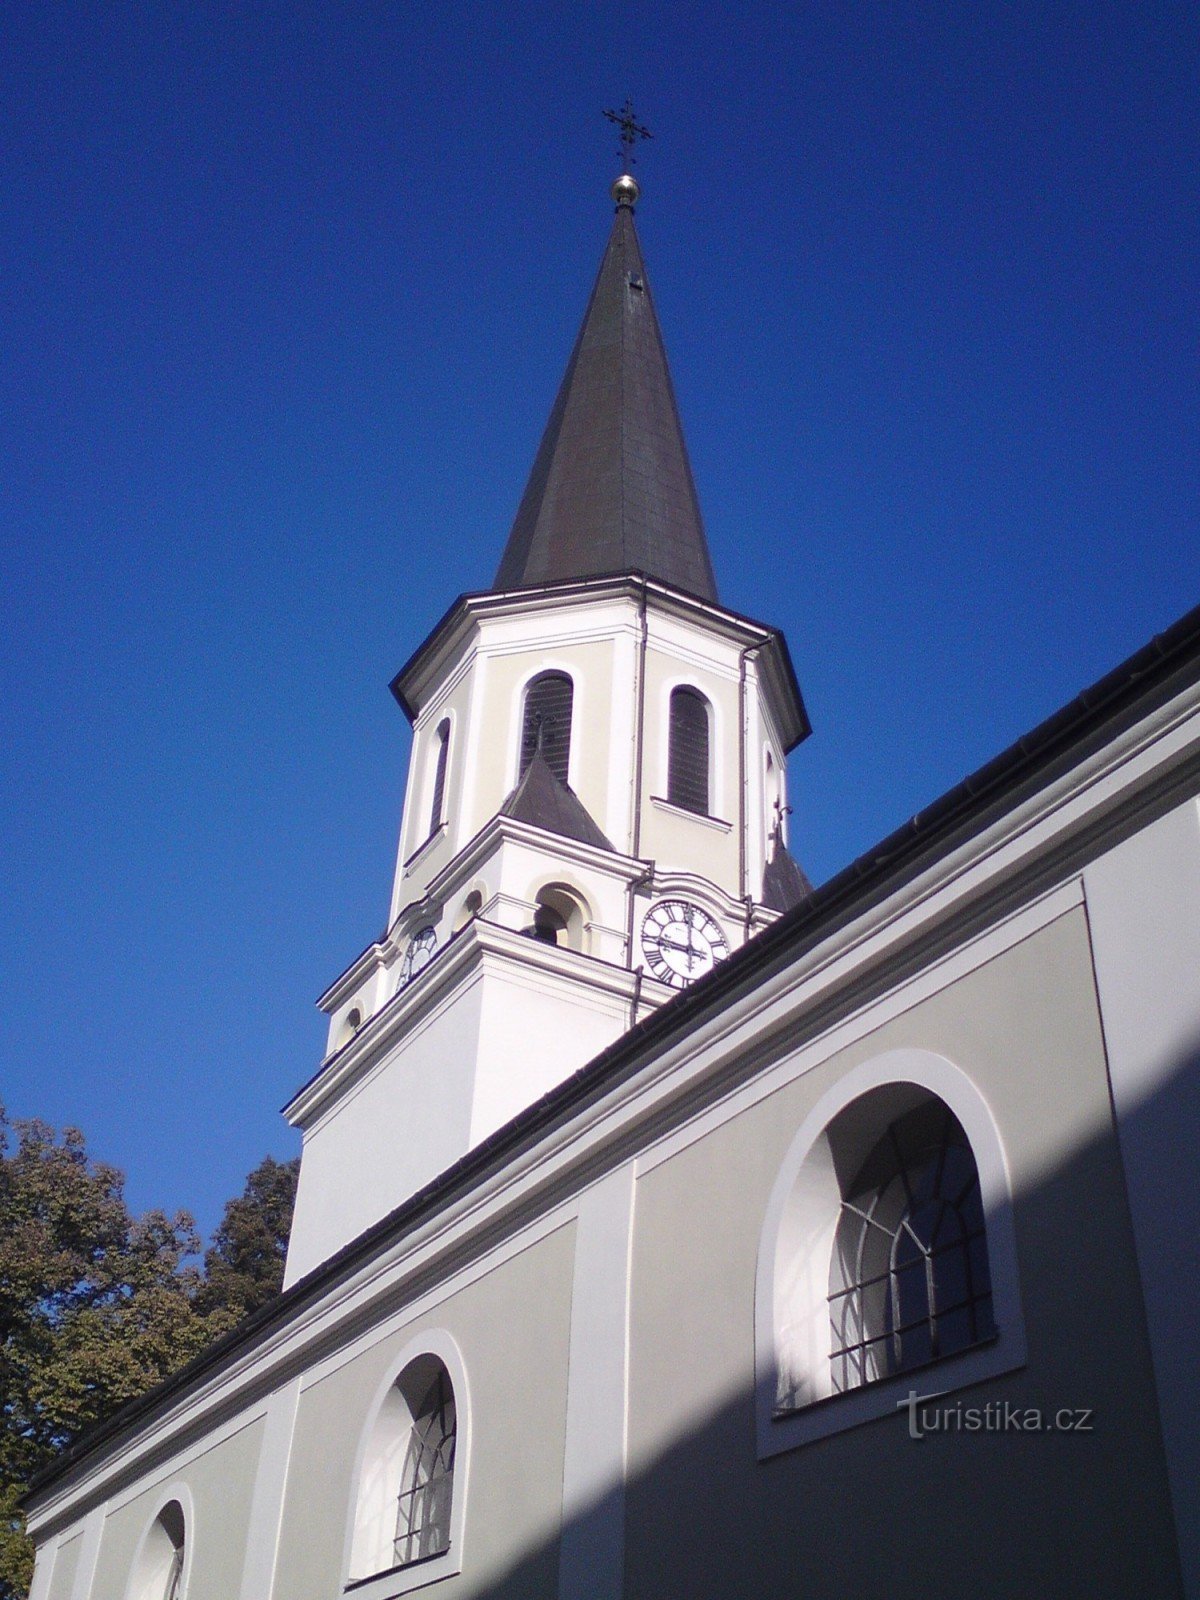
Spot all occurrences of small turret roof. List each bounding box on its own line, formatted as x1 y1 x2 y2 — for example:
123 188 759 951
499 749 614 852
493 192 718 602
762 833 813 913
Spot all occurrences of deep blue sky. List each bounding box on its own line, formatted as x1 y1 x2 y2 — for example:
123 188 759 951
2 2 1196 1242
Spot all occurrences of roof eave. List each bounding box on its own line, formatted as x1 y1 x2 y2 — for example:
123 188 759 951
391 572 809 727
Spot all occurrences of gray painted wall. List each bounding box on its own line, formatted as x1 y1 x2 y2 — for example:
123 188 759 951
88 1418 264 1600
28 891 1193 1600
625 907 1182 1599
273 1222 575 1600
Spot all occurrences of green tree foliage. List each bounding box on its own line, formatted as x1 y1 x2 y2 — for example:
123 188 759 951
0 1104 297 1600
198 1154 298 1321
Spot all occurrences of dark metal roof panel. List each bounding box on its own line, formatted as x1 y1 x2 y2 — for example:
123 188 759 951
493 205 718 602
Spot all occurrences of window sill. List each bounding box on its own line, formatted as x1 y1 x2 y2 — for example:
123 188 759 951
344 1546 458 1599
759 1330 1024 1459
649 795 732 832
403 823 447 872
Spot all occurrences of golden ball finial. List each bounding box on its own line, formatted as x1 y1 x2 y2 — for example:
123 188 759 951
611 173 640 208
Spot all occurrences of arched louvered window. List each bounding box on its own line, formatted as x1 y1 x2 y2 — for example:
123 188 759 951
394 1361 457 1566
520 672 573 784
828 1101 994 1393
429 719 450 834
668 687 710 815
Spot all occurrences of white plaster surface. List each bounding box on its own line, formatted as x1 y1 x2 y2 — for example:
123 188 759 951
558 1166 636 1600
67 1509 103 1600
236 1380 300 1600
285 982 483 1284
468 969 631 1148
26 1536 58 1600
1084 796 1200 1600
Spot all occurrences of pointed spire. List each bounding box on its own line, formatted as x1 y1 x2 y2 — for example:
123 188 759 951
494 182 719 603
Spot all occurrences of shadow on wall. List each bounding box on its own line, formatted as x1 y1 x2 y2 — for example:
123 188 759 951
451 1046 1196 1600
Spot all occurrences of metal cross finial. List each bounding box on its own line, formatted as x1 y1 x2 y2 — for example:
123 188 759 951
603 97 653 170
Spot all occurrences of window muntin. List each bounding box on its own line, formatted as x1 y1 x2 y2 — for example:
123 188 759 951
394 1365 456 1566
828 1101 994 1393
667 687 710 814
520 672 573 784
428 721 450 836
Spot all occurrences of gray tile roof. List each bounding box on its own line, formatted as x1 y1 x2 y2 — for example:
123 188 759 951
493 202 718 602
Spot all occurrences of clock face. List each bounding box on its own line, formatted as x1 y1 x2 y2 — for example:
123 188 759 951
399 926 438 987
640 899 729 989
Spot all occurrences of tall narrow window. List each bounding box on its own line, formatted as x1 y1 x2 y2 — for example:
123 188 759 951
668 687 710 814
429 719 450 835
520 672 573 784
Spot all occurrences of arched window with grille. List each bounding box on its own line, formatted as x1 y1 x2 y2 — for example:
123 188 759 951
520 672 573 784
756 1052 1025 1457
394 1362 456 1566
348 1341 468 1588
667 686 710 815
428 719 451 835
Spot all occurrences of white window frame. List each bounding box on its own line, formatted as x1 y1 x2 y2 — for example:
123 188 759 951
342 1330 470 1600
754 1049 1026 1458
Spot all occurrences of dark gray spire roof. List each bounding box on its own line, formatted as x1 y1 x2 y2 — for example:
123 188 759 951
762 833 813 913
494 199 718 603
499 750 614 852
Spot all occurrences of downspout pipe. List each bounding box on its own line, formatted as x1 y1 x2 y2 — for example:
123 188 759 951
738 645 751 902
632 580 649 860
626 582 653 1018
625 861 656 989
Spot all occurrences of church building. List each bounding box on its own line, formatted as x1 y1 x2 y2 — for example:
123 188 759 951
22 170 1200 1600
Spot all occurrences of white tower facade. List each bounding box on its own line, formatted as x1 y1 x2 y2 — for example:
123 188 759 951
284 183 810 1284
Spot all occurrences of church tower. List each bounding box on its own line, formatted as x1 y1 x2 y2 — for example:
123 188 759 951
283 173 811 1284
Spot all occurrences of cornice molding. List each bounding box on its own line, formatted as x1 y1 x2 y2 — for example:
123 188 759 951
292 917 668 1128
